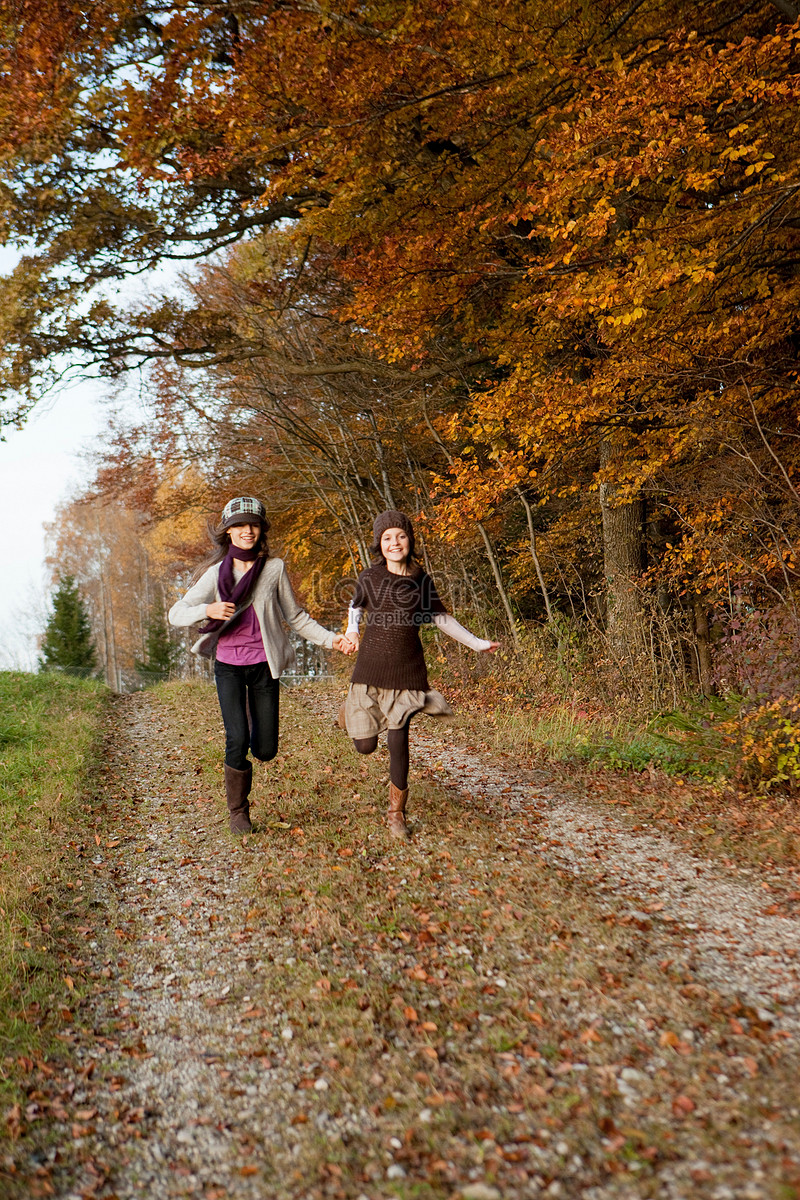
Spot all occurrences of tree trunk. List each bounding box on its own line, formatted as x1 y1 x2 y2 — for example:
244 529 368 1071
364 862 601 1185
599 434 645 661
366 409 397 509
770 0 800 22
515 487 553 622
476 522 521 649
691 594 714 696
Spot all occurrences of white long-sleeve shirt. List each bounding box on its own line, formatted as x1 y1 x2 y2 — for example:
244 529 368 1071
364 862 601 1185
346 605 492 651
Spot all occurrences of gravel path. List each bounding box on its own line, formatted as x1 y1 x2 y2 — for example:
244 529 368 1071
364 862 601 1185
304 687 800 1034
51 693 324 1199
34 685 800 1200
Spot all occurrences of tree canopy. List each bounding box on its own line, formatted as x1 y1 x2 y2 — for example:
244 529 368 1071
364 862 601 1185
7 0 800 698
2 1 797 412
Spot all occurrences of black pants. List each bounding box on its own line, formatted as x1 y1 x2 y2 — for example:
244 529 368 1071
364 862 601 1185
214 659 280 770
353 722 411 789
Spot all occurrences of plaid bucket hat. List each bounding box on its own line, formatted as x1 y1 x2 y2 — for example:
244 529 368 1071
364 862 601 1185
220 496 269 530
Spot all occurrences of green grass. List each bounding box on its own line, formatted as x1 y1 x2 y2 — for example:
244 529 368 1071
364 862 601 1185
455 692 740 782
0 671 107 1113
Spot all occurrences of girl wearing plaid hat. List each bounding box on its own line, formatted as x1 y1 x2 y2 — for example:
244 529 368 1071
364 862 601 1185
170 497 354 834
342 510 499 839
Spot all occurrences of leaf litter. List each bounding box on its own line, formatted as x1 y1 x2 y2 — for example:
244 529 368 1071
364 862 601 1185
6 682 800 1200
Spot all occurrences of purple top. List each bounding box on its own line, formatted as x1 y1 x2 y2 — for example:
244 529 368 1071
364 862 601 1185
215 605 268 666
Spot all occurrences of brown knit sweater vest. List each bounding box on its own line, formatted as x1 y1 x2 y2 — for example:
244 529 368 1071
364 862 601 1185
350 564 446 691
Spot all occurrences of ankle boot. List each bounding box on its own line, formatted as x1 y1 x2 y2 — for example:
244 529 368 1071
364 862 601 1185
224 763 253 834
387 782 410 840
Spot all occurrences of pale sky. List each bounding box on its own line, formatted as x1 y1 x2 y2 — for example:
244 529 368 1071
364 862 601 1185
0 246 181 670
2 382 105 669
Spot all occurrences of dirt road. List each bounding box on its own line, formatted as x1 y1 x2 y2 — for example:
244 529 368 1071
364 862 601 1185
12 682 800 1200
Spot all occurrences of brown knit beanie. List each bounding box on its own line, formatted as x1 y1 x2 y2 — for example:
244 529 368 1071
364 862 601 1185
371 509 416 560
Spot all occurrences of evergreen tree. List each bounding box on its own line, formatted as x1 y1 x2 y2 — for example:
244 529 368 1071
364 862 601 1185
39 575 97 676
135 600 179 684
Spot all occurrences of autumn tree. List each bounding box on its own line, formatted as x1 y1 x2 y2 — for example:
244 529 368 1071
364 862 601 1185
4 0 800 684
44 489 185 690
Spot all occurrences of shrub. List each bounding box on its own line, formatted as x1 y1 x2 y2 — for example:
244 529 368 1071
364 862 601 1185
727 695 800 790
714 605 800 701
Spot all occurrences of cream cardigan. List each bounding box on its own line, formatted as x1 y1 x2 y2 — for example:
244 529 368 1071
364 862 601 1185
168 557 335 677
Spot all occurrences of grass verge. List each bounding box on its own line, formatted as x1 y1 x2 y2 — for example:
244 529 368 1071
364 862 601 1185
0 672 107 1145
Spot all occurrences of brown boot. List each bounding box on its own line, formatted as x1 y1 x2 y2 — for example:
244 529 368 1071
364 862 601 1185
224 763 253 835
387 782 410 840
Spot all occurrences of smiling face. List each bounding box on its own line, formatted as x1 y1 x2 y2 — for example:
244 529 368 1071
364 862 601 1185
228 522 261 551
380 526 410 568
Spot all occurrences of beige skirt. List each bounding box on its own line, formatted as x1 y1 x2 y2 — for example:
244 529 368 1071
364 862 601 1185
344 682 454 740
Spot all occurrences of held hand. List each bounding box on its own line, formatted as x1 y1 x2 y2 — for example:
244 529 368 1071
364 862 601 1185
333 633 356 656
482 641 501 653
206 601 236 620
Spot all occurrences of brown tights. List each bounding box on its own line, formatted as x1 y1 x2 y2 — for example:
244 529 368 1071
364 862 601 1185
353 723 410 789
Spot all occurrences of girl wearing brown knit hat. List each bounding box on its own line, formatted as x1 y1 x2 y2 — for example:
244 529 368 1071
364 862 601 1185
342 510 499 839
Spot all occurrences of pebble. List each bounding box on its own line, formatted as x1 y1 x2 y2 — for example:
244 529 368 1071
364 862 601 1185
462 1185 502 1200
620 1067 648 1084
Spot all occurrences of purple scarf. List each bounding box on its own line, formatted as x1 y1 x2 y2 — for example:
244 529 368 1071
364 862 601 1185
199 544 267 638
